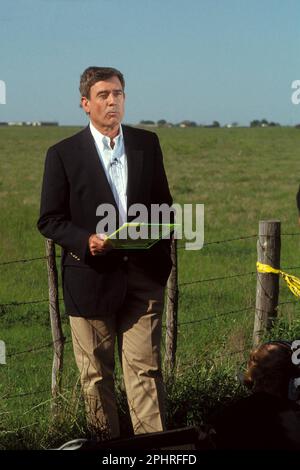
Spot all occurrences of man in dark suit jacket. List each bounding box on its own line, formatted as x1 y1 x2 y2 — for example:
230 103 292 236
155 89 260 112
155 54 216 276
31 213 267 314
37 67 173 439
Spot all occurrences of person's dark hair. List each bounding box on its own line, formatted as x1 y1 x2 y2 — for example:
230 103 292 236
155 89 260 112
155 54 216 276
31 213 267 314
243 341 298 397
79 67 125 99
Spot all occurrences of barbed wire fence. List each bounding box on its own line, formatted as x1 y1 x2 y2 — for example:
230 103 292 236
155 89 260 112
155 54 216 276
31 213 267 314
1 222 300 402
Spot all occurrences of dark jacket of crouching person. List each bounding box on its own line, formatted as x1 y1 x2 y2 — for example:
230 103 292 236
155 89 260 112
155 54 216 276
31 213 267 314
213 341 300 450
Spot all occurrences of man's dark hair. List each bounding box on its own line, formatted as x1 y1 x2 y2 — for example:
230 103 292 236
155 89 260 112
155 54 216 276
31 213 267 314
79 66 125 99
243 341 299 398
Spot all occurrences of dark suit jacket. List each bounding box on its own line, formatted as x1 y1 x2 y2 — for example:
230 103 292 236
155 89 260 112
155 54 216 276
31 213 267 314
37 125 173 317
213 392 300 450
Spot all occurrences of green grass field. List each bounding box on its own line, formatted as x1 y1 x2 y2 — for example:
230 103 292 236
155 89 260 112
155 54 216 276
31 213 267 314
1 125 300 448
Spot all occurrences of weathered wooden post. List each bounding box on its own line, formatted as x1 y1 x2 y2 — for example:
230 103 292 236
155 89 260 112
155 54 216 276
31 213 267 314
46 239 65 412
165 236 178 375
253 220 281 347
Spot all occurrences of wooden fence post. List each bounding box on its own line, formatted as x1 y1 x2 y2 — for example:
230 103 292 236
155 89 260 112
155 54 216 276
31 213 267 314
45 239 65 412
253 220 281 347
164 236 178 375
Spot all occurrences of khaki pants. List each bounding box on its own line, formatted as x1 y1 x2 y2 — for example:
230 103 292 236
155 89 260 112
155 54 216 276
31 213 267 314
69 263 165 439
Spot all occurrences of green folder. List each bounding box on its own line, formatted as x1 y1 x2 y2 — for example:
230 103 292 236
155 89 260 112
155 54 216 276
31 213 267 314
104 222 178 250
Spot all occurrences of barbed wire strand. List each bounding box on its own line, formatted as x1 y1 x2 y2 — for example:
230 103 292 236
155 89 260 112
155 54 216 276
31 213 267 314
7 338 72 358
0 255 61 267
1 389 50 400
0 276 299 339
175 306 254 326
0 298 63 309
0 231 299 265
176 232 300 250
179 270 256 287
178 265 300 288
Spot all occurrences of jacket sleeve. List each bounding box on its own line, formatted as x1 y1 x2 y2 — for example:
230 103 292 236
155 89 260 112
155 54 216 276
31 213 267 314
37 146 91 261
151 133 173 207
151 133 174 255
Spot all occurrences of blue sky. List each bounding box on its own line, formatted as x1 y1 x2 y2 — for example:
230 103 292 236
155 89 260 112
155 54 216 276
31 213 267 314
0 0 299 126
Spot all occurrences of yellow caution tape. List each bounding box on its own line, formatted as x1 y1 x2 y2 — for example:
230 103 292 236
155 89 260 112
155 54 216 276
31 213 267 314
256 262 300 298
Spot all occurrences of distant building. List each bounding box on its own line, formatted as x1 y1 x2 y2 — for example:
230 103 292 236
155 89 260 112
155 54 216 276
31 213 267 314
5 121 59 126
139 120 156 127
40 121 59 126
25 121 41 126
179 120 197 128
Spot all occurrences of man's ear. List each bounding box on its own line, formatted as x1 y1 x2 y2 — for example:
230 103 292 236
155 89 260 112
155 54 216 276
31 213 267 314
81 96 90 114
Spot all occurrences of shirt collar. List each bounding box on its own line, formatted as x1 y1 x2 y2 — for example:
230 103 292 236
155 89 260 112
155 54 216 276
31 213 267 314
89 121 123 154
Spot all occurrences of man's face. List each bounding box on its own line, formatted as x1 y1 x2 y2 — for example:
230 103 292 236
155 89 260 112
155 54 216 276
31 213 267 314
81 76 125 133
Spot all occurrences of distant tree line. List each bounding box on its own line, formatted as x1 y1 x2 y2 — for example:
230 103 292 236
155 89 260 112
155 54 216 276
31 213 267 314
250 119 280 127
139 119 221 128
139 118 300 128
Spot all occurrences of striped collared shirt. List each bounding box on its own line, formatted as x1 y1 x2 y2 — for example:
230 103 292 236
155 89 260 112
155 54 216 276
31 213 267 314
89 121 127 225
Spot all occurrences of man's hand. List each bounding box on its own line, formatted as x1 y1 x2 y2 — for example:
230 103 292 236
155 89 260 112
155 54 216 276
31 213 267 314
89 233 112 256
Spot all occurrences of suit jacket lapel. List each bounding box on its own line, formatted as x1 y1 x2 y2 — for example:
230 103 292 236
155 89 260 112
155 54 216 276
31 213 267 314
123 125 143 210
79 126 118 210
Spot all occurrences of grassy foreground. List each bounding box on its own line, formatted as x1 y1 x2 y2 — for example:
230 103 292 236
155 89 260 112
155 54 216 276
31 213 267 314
1 125 300 448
